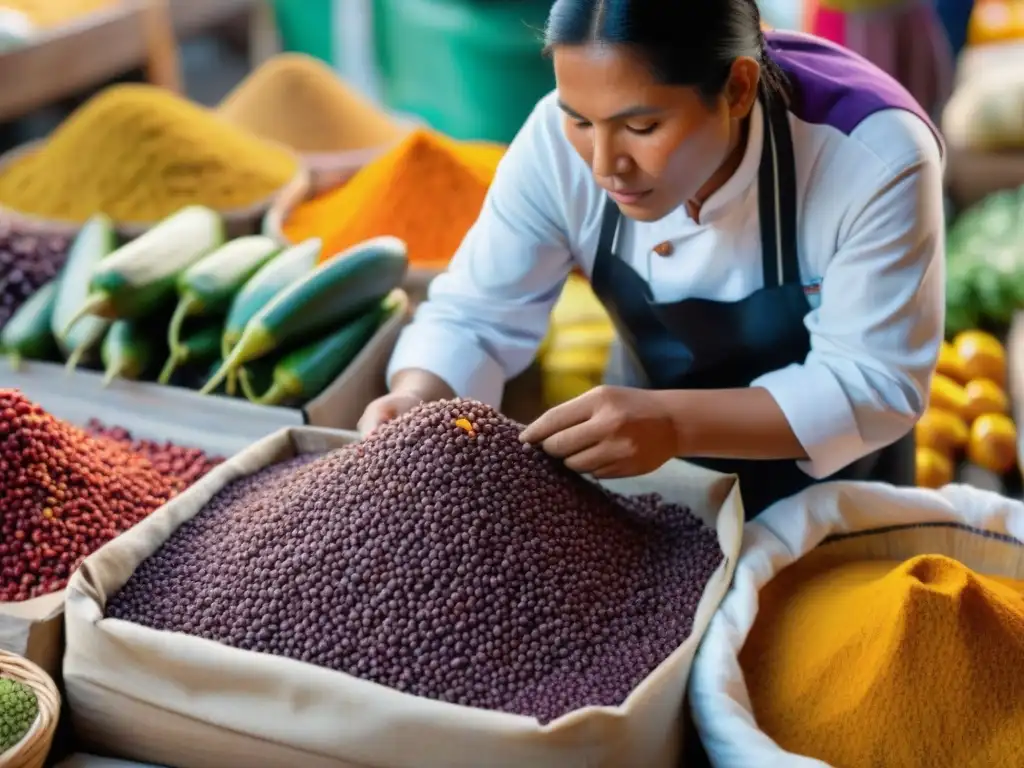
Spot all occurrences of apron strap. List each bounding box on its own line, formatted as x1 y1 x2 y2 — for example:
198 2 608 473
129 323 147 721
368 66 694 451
758 97 801 287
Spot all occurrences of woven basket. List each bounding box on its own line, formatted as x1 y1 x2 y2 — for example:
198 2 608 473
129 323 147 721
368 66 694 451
0 138 309 241
0 649 61 768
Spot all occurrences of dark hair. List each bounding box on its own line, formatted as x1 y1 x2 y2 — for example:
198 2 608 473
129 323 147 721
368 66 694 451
544 0 788 105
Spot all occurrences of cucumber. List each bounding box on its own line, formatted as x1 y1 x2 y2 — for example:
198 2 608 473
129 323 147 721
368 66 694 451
167 236 281 359
1 280 60 369
52 214 117 369
201 236 407 395
100 316 169 386
62 205 224 333
158 322 224 385
240 295 398 406
221 237 322 358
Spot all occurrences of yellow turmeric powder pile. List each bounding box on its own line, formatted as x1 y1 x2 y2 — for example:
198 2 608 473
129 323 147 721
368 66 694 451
217 53 406 154
284 129 506 268
740 550 1024 767
0 84 299 223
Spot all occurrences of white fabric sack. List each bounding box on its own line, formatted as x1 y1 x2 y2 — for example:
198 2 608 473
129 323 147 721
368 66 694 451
688 480 1024 767
64 426 744 768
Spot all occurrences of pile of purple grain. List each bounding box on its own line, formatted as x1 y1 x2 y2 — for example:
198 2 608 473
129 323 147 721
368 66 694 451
106 399 723 723
0 221 70 330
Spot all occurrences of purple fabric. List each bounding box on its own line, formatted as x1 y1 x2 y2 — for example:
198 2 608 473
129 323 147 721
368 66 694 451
765 30 944 152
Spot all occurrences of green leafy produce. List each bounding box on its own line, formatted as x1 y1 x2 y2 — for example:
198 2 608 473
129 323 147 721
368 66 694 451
945 186 1024 337
1 280 60 369
0 677 38 752
61 205 223 333
201 236 407 395
167 236 280 359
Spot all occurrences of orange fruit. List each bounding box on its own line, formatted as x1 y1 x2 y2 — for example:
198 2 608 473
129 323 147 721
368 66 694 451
953 331 1007 388
963 378 1010 422
929 373 969 419
936 340 968 384
915 408 969 455
916 446 954 489
967 413 1018 475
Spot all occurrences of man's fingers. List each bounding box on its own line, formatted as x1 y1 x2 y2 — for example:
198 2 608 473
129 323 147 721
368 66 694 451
520 393 593 444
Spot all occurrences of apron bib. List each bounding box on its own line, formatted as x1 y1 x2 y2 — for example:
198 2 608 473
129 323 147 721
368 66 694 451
591 95 915 518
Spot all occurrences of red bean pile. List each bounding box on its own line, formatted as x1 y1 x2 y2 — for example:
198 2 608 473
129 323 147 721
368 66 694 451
0 390 183 602
85 420 224 488
106 399 723 723
0 222 69 330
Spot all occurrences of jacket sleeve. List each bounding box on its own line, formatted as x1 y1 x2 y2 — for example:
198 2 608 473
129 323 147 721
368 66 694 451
750 116 945 478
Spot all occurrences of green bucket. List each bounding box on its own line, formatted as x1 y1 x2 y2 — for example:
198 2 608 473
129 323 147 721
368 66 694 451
374 0 555 142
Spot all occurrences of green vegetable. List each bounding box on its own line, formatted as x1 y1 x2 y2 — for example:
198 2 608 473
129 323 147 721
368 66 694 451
240 295 398 405
945 186 1024 337
158 323 224 385
219 237 321 396
202 236 407 395
0 677 39 752
53 215 117 370
62 205 224 334
166 236 281 359
100 317 168 386
220 237 322 358
1 280 60 369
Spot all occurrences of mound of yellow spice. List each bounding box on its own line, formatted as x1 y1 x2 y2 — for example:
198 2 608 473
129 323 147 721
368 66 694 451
283 129 505 268
0 84 299 223
218 53 406 154
740 551 1024 767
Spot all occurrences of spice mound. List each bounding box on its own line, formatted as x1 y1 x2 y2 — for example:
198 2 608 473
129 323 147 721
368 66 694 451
218 53 406 154
106 398 722 723
0 390 188 602
0 676 38 752
0 84 299 223
283 129 506 269
741 550 1024 768
0 221 69 330
84 420 224 488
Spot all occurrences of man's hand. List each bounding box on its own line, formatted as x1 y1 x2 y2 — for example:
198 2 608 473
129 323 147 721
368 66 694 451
519 385 681 478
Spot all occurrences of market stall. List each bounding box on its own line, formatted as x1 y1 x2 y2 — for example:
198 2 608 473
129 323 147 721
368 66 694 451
5 3 1024 766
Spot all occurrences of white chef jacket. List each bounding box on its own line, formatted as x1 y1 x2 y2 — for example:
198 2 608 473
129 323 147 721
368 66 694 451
387 92 946 479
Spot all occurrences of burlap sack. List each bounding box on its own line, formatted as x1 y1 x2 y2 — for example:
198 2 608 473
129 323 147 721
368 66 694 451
688 480 1024 767
63 426 743 768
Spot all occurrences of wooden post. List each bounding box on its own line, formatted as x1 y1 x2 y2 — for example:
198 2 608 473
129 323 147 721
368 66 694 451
141 0 182 92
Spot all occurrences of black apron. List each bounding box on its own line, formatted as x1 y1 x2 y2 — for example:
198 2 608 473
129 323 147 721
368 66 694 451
591 96 915 519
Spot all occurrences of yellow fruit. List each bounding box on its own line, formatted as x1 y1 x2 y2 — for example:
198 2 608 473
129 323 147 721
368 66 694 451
953 330 1007 388
968 413 1018 475
963 378 1010 422
915 408 969 455
929 373 969 419
541 346 610 374
936 340 968 384
916 446 954 489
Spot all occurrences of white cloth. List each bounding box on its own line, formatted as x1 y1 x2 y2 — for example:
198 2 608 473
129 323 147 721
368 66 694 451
388 92 946 479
